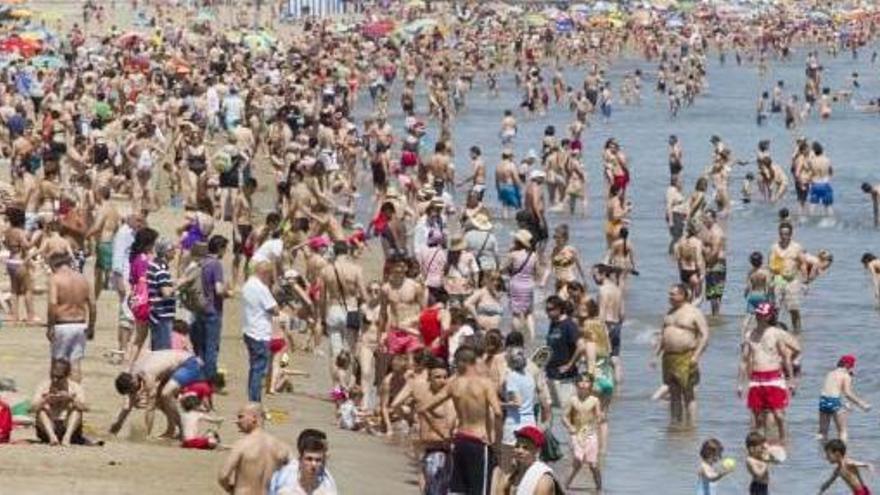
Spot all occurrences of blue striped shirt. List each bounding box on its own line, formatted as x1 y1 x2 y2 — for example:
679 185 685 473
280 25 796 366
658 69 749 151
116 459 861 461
147 259 175 322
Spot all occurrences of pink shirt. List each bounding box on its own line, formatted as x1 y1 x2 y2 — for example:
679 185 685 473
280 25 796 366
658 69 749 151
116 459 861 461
417 246 447 289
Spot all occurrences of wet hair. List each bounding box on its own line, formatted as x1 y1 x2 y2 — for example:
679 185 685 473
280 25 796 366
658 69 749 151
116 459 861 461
208 235 229 254
505 330 525 348
469 146 481 156
778 221 793 234
862 252 876 265
545 294 564 310
453 345 478 368
180 394 202 412
554 224 569 240
671 283 690 299
335 350 352 369
745 431 766 449
700 438 723 461
749 251 763 268
862 182 873 193
115 372 138 394
297 428 328 455
695 177 708 192
745 172 755 180
812 141 824 155
824 438 846 456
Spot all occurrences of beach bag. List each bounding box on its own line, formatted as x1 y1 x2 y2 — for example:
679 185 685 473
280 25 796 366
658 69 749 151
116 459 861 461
0 399 11 443
129 276 151 323
179 261 209 314
540 428 564 463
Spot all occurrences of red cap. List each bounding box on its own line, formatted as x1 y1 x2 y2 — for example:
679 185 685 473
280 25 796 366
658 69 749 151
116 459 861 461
514 425 545 449
838 355 856 369
754 302 777 320
307 236 331 250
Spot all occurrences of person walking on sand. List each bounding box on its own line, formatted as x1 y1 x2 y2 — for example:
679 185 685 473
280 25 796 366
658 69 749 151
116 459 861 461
219 403 290 495
420 346 502 495
818 355 871 443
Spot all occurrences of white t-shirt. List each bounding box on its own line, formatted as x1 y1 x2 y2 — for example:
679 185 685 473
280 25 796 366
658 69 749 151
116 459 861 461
252 238 284 264
241 276 277 341
448 324 475 360
269 460 338 495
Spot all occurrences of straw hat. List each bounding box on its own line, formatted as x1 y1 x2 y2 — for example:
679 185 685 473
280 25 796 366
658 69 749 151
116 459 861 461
449 235 467 251
469 213 493 231
529 170 546 181
513 229 533 248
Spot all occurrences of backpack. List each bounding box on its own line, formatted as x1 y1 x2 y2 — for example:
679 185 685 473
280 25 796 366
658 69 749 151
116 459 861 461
129 275 151 323
179 261 209 313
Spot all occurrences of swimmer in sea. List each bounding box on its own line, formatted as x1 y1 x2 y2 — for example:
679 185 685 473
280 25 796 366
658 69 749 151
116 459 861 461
817 355 870 443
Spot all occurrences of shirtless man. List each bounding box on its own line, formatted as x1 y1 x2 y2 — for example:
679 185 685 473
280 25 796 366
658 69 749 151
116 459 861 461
381 256 425 356
30 359 87 446
860 182 880 227
110 349 204 438
808 141 834 216
657 283 709 425
495 149 522 218
524 170 548 252
47 253 95 383
421 347 502 495
319 241 366 364
761 157 789 203
792 139 812 215
428 142 453 189
768 222 806 333
86 186 120 297
666 176 688 255
232 177 256 286
739 302 800 442
218 403 291 495
458 146 486 199
707 149 732 217
860 252 880 306
817 355 870 443
595 265 624 384
500 109 517 145
604 185 630 248
701 210 726 317
395 357 457 494
674 225 706 303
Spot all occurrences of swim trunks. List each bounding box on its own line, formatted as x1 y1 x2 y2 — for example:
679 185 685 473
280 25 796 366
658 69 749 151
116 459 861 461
705 260 727 300
819 395 843 414
450 433 495 495
809 182 834 206
594 357 615 396
746 292 770 314
182 437 214 449
97 241 113 271
605 321 622 357
171 356 206 388
662 350 700 390
497 184 521 209
747 369 788 412
749 480 769 495
51 323 88 361
571 429 599 464
422 448 451 495
385 328 423 355
679 268 698 285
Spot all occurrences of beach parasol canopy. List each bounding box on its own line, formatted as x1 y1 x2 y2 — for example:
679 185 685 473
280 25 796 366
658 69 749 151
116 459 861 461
403 18 438 35
116 31 145 48
362 20 395 39
0 35 40 57
8 8 30 19
30 54 65 69
524 13 548 27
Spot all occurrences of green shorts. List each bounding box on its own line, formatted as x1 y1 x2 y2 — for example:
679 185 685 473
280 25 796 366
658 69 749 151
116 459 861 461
97 241 113 271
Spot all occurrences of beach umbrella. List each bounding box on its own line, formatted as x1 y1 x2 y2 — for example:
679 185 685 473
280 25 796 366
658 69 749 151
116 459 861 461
243 33 271 52
525 13 548 27
404 18 438 35
0 36 39 56
30 54 65 69
362 20 395 39
8 8 29 19
116 31 144 48
0 0 26 4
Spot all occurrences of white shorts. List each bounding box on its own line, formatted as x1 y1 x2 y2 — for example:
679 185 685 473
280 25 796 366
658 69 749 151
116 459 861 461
51 323 87 361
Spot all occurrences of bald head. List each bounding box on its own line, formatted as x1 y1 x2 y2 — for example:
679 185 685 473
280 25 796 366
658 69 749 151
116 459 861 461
236 402 265 433
253 261 274 284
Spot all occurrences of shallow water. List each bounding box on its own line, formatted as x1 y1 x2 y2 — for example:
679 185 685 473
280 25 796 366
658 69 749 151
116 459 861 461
357 45 880 493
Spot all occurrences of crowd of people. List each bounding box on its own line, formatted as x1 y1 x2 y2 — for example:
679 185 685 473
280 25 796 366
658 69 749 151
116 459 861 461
0 0 879 494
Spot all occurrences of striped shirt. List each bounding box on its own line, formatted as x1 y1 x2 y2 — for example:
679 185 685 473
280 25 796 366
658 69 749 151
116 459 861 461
147 259 175 322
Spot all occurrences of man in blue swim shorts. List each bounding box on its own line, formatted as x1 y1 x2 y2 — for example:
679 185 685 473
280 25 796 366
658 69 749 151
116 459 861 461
818 355 871 443
496 149 522 216
109 350 205 438
808 141 834 216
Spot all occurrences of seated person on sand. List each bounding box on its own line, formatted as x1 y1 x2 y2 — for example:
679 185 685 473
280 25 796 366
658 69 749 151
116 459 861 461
180 394 224 450
30 359 87 446
109 349 205 439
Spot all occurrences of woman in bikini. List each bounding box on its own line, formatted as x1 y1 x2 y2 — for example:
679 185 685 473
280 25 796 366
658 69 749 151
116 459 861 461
464 270 505 332
4 207 37 324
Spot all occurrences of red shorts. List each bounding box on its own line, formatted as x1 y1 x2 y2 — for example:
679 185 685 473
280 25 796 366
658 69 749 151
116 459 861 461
747 370 788 412
385 329 423 355
180 380 214 401
612 173 629 191
269 337 287 354
181 437 213 449
854 487 872 495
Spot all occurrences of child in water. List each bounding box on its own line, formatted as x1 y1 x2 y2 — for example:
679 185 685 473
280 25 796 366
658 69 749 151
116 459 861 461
742 172 755 204
561 372 603 492
746 431 782 495
696 438 733 495
819 439 873 495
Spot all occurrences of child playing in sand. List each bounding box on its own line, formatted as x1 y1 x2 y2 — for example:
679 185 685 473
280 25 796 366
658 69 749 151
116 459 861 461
562 372 603 492
266 318 308 395
818 355 871 442
180 395 223 450
820 439 874 495
746 431 782 495
696 438 733 495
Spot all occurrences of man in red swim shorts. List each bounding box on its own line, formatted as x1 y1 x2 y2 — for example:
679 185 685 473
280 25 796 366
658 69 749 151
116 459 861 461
739 302 800 443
